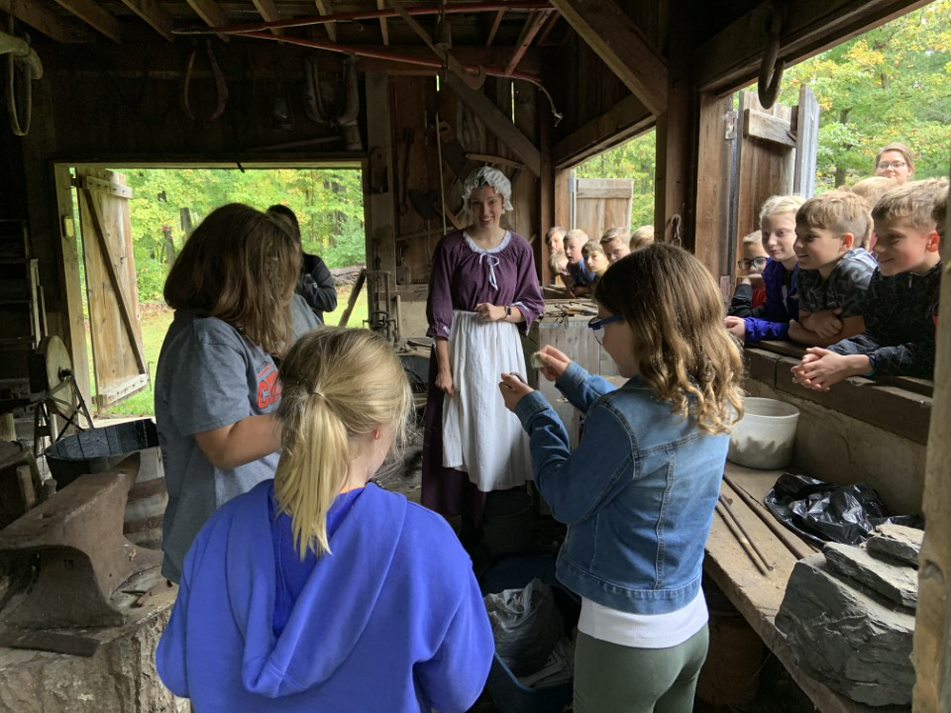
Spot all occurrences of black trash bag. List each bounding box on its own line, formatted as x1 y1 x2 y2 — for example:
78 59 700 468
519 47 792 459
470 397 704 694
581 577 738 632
765 473 922 547
484 578 564 676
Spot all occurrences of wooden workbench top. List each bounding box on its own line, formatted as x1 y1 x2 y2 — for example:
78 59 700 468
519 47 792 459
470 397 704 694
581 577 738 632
705 463 909 713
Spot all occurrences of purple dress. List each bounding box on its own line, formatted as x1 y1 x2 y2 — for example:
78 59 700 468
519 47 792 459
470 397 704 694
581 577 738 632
422 230 544 525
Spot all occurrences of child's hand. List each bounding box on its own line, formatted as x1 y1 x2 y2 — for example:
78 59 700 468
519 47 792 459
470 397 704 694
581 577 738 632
724 316 746 341
808 309 844 339
499 373 533 412
791 348 848 391
534 345 572 382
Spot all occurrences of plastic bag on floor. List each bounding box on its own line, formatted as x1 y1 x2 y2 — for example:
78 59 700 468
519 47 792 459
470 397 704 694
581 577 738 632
484 578 564 676
765 473 922 547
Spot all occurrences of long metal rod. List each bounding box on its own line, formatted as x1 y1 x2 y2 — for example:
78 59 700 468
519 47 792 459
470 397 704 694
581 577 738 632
234 32 542 82
724 476 816 560
716 495 773 574
173 3 553 35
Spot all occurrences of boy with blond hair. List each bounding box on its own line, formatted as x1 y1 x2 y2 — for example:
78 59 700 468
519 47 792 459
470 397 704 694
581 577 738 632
793 179 947 389
600 227 631 264
629 225 655 251
788 191 877 346
563 228 596 296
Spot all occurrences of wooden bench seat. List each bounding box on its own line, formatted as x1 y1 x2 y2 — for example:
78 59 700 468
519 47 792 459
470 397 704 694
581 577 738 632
705 463 910 713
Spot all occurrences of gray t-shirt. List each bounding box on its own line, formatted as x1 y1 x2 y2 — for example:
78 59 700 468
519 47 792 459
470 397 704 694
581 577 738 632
155 310 281 582
797 248 877 318
291 293 320 340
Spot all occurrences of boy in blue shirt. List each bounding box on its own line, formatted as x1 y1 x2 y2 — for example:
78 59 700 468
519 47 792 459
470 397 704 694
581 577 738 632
788 191 877 346
793 179 947 389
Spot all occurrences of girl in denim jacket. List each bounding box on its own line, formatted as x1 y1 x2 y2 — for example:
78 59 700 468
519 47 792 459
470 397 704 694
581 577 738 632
501 244 745 713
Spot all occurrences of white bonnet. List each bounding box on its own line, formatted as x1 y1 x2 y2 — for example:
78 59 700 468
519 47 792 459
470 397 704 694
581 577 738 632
462 166 514 212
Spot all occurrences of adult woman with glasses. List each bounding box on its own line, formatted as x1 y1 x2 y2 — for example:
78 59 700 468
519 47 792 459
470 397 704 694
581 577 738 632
422 166 545 542
874 143 915 184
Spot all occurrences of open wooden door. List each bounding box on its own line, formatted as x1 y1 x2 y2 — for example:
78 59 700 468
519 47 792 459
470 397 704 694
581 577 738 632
573 177 633 239
75 168 148 410
695 86 820 292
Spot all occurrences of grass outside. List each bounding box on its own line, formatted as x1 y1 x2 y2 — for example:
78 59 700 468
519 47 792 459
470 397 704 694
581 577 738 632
99 285 368 418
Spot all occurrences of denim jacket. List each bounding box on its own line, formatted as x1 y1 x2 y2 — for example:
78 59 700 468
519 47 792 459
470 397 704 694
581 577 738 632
514 363 728 615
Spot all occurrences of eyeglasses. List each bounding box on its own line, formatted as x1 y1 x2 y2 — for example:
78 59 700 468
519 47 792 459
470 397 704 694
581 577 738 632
877 161 907 170
737 256 768 271
588 314 623 344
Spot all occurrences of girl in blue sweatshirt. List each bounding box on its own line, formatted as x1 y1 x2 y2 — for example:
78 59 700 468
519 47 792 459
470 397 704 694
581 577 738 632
157 328 494 713
501 244 745 713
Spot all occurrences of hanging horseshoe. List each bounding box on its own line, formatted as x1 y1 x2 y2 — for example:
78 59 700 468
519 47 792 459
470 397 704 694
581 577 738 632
757 3 786 109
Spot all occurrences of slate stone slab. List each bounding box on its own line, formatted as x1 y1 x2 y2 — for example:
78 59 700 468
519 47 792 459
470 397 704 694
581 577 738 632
776 553 915 707
824 542 918 611
867 523 923 567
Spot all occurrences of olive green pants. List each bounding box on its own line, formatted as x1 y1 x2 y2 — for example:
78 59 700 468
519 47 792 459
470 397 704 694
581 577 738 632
573 624 709 713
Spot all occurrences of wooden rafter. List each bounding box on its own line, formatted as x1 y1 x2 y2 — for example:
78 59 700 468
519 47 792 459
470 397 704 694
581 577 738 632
251 0 284 35
186 0 229 32
377 0 389 45
52 0 121 43
504 9 552 74
548 0 667 116
486 8 506 47
118 0 174 42
315 0 337 42
444 72 540 176
0 0 92 42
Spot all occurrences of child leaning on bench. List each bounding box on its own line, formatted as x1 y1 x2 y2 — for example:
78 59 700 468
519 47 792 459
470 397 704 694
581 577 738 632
726 194 805 343
792 179 948 390
788 191 877 346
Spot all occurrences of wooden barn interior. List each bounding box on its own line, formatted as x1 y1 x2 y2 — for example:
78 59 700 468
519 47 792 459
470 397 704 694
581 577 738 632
0 0 949 711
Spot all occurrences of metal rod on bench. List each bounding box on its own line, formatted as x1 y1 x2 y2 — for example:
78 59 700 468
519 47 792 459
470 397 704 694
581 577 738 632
716 496 772 575
724 476 816 560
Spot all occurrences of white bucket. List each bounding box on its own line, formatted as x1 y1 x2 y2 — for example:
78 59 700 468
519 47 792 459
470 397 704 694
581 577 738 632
727 397 800 470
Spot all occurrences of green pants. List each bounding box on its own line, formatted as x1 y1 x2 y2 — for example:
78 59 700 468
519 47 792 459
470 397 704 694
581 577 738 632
573 625 709 713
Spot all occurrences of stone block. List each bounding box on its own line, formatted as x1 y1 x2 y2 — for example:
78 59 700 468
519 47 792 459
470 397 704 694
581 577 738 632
776 553 915 707
867 523 923 567
823 542 918 611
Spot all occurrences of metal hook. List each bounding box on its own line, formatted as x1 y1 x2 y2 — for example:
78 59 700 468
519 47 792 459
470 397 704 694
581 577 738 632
757 2 785 109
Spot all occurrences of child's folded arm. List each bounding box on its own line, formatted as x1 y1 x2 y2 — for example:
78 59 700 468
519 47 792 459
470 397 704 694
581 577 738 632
515 395 633 525
728 284 754 318
830 332 935 378
745 317 791 343
554 361 616 413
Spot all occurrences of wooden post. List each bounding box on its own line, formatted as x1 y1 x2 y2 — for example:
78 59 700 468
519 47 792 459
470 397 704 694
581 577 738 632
912 182 951 711
694 92 736 282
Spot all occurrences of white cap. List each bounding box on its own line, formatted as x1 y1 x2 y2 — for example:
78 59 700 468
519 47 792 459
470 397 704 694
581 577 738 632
462 166 514 212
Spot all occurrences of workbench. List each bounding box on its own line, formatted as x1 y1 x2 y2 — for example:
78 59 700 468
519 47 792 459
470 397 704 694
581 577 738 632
706 463 910 713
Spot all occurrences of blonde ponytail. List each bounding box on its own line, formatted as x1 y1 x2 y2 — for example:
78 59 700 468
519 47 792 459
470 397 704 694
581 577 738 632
274 328 413 558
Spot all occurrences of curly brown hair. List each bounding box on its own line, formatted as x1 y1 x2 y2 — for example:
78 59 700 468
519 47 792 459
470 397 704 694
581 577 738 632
595 243 745 434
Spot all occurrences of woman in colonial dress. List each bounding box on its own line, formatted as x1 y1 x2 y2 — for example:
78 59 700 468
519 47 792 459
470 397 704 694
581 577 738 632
422 167 545 536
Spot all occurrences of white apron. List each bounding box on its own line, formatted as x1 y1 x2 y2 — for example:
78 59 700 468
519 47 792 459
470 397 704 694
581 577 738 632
442 310 533 492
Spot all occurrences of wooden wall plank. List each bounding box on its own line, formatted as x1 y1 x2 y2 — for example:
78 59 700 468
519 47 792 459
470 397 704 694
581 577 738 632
694 93 735 282
0 0 92 43
743 109 796 147
552 94 653 169
118 0 174 41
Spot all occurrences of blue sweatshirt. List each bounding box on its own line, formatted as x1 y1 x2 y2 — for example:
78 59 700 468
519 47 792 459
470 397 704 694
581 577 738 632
744 258 800 343
157 481 494 713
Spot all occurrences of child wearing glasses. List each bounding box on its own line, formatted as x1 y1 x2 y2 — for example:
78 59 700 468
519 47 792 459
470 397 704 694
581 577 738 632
500 244 744 713
727 231 769 316
792 179 946 390
725 194 805 343
787 191 877 346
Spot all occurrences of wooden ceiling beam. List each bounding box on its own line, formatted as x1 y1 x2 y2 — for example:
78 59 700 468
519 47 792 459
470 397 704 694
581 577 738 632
486 8 506 47
117 0 174 42
504 9 552 74
0 0 92 42
694 0 930 93
186 0 228 31
250 0 284 36
444 72 541 176
377 0 389 45
548 0 667 116
52 0 121 43
315 0 337 42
